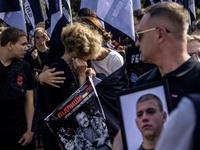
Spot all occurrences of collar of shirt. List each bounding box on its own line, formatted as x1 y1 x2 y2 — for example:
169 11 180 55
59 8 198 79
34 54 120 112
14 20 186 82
147 55 198 80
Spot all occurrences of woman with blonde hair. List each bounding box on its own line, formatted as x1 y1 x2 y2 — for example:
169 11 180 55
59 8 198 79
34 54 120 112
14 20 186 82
31 27 49 71
77 16 128 141
78 16 124 79
43 22 103 150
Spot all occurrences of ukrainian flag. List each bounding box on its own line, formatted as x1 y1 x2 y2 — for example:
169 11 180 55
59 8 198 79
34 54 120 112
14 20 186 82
81 90 88 98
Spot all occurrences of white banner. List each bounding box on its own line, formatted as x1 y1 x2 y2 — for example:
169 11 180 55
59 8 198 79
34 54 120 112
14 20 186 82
24 0 35 35
133 0 141 10
80 0 98 12
0 0 26 32
45 0 62 37
97 0 135 40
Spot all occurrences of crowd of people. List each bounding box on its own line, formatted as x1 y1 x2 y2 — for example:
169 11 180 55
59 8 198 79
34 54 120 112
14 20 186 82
0 1 200 150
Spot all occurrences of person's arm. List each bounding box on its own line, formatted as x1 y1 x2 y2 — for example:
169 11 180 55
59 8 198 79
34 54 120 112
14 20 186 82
112 130 124 150
18 90 34 146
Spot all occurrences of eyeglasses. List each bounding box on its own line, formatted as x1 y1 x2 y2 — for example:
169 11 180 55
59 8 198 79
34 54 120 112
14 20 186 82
136 27 171 42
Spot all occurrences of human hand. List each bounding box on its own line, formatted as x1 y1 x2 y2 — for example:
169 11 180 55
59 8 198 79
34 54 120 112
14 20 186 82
86 68 96 79
38 68 66 88
71 58 88 77
95 136 106 147
31 49 38 59
117 45 126 54
18 131 34 146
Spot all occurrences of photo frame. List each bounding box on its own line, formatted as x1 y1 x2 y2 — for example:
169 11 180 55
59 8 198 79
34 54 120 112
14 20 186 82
116 80 172 150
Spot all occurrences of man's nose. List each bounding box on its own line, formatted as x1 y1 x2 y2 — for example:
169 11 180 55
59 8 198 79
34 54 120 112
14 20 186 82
135 39 140 47
142 112 149 121
25 45 28 51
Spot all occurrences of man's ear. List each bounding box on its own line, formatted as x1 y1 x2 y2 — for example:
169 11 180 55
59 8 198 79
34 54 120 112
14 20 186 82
7 42 12 50
157 27 168 44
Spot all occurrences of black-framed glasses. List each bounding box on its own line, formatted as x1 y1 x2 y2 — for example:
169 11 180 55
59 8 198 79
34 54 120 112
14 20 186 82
136 27 171 42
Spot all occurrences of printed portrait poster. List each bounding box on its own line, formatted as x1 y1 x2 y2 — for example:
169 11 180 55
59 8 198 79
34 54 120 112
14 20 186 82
116 80 172 150
44 77 112 150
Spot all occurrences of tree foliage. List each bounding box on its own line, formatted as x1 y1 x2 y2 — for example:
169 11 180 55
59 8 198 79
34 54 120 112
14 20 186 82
70 0 81 19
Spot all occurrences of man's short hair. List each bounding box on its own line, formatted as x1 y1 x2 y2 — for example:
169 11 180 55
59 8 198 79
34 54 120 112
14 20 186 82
133 8 145 22
145 2 189 40
137 94 164 112
77 8 97 18
0 27 27 46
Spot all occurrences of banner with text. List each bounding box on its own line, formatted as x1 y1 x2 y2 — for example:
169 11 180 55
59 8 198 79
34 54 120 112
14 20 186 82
0 0 26 32
45 77 112 150
97 0 135 40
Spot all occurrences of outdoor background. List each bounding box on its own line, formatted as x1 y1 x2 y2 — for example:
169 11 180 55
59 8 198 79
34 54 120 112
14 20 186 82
38 0 200 20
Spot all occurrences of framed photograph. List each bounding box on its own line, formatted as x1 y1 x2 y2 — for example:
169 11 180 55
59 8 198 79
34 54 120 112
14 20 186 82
116 80 172 150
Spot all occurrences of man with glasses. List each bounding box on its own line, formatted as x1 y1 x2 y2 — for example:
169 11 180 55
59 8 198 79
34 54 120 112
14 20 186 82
134 2 200 110
112 2 200 150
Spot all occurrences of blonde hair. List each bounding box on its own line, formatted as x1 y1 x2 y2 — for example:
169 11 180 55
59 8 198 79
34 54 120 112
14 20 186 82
0 27 7 36
61 22 102 59
187 34 200 43
35 27 49 40
145 2 189 40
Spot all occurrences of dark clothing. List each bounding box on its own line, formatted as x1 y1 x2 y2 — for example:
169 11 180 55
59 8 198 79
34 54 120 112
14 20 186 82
23 52 35 70
45 15 67 67
138 144 154 150
45 44 64 67
0 59 34 149
44 57 79 150
134 55 200 109
76 125 110 150
31 83 47 135
35 49 49 70
0 126 35 150
95 63 129 142
126 43 156 88
45 57 79 115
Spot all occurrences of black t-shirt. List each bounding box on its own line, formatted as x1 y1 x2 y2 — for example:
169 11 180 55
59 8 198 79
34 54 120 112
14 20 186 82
23 52 35 70
125 43 156 87
35 49 49 70
134 55 200 109
0 59 34 135
45 43 65 67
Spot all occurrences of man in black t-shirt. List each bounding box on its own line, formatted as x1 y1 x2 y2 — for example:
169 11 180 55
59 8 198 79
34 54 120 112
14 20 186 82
134 2 200 109
0 27 35 149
